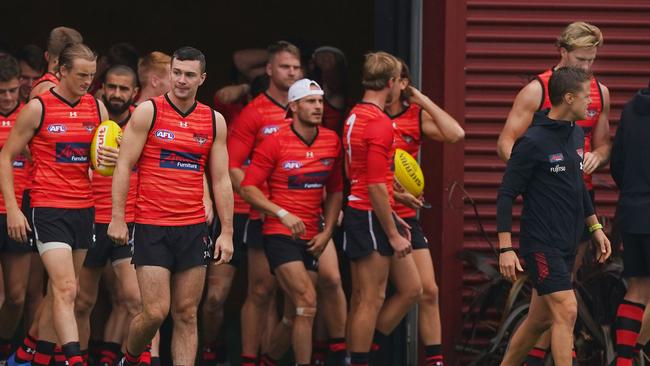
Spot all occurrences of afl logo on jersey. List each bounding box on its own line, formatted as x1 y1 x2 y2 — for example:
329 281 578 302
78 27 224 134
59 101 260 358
262 125 279 135
282 160 302 170
154 129 175 141
48 124 67 133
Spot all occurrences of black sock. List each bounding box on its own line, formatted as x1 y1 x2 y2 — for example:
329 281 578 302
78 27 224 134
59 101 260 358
371 330 389 352
350 352 369 366
424 344 443 365
62 342 84 366
151 356 161 366
0 338 12 359
32 340 56 366
328 337 347 365
15 333 37 363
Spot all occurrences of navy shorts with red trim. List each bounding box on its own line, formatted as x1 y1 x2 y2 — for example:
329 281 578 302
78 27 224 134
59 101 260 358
263 234 318 274
524 251 575 296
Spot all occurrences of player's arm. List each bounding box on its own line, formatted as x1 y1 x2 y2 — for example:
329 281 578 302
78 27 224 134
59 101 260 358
496 136 539 281
584 84 612 174
203 174 214 225
233 49 268 80
0 99 41 242
208 111 234 264
366 124 411 258
227 108 259 195
409 86 464 143
108 101 153 244
308 148 344 256
496 81 543 162
239 137 307 238
584 182 610 263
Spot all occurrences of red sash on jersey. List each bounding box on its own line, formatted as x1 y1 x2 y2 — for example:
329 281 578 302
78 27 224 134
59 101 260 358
390 103 423 218
135 94 215 226
0 103 29 213
537 68 603 190
30 89 100 208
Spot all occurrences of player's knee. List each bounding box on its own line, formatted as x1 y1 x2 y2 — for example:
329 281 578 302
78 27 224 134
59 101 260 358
171 304 199 325
122 293 143 317
399 279 423 305
421 280 439 306
552 298 577 325
5 286 27 309
143 302 169 326
296 288 318 310
53 279 77 305
74 291 96 318
318 271 342 292
204 288 228 313
248 280 274 305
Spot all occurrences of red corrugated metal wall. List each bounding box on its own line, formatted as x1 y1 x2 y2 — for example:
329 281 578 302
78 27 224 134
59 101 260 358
460 0 650 356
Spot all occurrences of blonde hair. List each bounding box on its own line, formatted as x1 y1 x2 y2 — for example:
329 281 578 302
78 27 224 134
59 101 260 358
47 27 83 57
57 43 96 72
361 51 400 91
138 51 171 86
556 22 603 52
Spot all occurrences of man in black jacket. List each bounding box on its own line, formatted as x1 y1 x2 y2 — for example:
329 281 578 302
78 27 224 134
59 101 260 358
496 67 611 366
610 84 650 366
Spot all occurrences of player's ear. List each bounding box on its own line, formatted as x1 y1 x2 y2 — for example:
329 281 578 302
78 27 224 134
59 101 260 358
199 72 206 86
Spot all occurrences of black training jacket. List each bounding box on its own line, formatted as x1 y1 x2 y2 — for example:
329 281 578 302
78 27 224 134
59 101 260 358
497 111 594 256
611 87 650 234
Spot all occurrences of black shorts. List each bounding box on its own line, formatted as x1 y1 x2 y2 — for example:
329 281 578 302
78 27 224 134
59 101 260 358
622 232 650 278
133 222 212 272
580 190 596 242
84 223 134 268
32 207 94 253
209 214 247 267
524 251 575 296
263 234 318 273
0 214 32 253
403 217 429 250
342 207 394 260
243 218 263 250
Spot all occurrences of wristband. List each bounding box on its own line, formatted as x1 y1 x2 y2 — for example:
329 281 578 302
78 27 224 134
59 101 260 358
276 209 289 218
588 223 603 234
499 247 516 254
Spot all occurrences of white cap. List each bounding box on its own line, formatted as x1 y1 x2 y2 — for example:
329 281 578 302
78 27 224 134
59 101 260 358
288 78 324 103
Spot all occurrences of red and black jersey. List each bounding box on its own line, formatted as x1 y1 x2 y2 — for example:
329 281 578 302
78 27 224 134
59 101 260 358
32 72 59 90
242 125 343 239
30 89 101 208
135 94 215 226
389 103 423 218
0 103 28 213
92 112 137 224
537 68 603 190
343 102 395 211
227 92 290 217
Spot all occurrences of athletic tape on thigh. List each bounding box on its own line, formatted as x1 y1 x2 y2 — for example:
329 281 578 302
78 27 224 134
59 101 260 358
295 307 317 318
36 241 71 255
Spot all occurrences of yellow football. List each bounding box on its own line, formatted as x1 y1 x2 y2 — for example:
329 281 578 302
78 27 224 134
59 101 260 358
90 120 122 177
394 148 424 197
